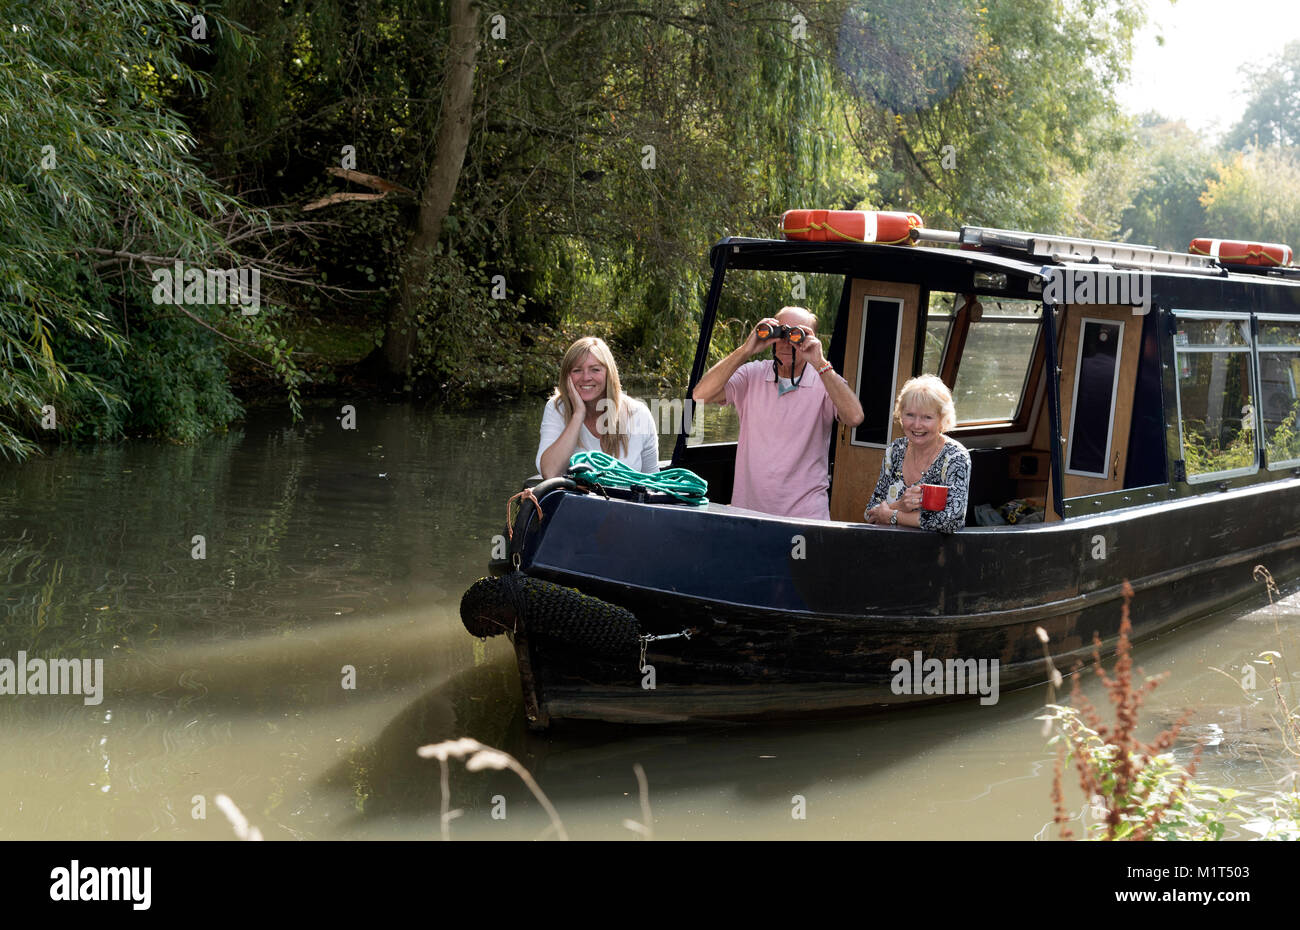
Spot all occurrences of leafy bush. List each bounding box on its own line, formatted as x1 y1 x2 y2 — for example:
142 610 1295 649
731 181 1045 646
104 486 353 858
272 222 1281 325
1266 403 1300 465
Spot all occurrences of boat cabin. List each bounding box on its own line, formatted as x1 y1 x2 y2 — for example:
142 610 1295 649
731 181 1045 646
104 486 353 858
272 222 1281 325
672 222 1300 526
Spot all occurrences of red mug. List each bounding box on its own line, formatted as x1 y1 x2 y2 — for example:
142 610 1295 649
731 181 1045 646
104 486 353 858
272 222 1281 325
920 484 948 511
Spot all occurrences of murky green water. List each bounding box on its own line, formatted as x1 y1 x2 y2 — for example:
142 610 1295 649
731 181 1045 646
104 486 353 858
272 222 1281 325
0 398 1296 840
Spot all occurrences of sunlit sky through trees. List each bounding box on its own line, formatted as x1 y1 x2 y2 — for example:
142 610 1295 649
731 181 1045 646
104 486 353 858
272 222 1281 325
1119 0 1300 137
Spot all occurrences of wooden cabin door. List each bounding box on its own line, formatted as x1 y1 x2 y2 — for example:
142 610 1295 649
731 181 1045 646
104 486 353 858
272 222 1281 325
1045 303 1144 506
829 279 921 521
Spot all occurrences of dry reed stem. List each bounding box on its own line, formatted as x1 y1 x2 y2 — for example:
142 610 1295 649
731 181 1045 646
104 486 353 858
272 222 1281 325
418 738 568 841
1253 565 1300 757
214 793 264 841
622 763 654 840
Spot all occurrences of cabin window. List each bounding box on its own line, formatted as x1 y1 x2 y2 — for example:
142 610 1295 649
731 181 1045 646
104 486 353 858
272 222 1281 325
924 293 1039 422
687 270 846 447
921 293 953 375
1172 312 1258 482
1065 319 1124 478
850 296 903 447
1257 315 1300 469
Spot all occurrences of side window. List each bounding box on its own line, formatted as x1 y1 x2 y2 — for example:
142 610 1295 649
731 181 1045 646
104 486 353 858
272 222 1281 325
1257 316 1300 469
921 293 954 375
1172 313 1258 481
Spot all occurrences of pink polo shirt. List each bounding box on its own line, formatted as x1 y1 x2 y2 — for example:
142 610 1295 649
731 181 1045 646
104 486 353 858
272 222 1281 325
725 360 837 520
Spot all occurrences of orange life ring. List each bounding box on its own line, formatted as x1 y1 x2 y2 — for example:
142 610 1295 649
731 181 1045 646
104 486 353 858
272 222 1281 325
1188 238 1293 267
782 209 922 245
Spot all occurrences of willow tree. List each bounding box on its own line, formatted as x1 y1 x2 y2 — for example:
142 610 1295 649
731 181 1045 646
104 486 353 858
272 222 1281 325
437 1 872 375
0 0 302 457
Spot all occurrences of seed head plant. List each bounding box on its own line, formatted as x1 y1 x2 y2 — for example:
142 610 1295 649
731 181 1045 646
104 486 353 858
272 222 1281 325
1044 582 1207 840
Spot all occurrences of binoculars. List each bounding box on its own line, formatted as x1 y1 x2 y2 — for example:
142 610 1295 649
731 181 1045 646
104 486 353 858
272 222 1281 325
756 322 807 345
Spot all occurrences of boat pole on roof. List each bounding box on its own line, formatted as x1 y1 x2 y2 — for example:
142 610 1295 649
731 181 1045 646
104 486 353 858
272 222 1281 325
675 241 732 466
909 227 960 244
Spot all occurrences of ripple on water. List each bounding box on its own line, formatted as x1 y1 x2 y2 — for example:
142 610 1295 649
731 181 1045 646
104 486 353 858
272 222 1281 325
1 402 1298 839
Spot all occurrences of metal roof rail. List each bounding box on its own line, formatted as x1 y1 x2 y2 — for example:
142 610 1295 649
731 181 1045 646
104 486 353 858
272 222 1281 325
913 225 1226 276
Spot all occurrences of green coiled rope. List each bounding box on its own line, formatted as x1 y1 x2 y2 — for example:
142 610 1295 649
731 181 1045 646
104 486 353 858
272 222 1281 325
567 450 708 506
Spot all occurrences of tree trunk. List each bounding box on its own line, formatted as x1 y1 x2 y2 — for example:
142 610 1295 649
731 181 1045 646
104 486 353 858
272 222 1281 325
380 0 479 381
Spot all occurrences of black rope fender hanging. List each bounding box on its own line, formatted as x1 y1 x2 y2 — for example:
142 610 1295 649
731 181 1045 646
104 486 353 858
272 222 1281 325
459 573 644 660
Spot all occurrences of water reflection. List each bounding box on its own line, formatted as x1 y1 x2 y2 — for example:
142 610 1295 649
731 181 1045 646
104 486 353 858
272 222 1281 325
0 400 1296 840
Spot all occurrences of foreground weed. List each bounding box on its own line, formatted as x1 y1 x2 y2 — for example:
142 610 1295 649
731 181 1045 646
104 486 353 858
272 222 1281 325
1041 581 1204 840
1041 581 1300 840
1251 566 1300 756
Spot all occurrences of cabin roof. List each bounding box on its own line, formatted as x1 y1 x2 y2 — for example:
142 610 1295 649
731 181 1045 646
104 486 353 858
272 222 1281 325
711 237 1045 281
710 237 1300 306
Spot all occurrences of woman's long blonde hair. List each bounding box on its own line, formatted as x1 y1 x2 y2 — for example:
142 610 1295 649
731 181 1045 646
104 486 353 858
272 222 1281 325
552 336 629 457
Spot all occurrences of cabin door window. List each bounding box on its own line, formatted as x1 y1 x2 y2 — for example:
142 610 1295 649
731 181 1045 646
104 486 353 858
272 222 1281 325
1171 312 1259 482
850 297 903 447
1065 319 1124 478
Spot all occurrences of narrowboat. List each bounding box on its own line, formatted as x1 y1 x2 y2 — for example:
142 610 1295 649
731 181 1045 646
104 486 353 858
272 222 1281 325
461 211 1300 728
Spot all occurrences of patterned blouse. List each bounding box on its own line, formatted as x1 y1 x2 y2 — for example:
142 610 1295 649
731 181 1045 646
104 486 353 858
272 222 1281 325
866 437 971 533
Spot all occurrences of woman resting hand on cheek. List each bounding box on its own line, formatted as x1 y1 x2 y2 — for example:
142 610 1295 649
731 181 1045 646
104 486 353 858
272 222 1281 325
536 337 659 479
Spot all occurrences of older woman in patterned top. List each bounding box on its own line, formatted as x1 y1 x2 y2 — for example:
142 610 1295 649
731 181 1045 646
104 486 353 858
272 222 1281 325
864 375 970 533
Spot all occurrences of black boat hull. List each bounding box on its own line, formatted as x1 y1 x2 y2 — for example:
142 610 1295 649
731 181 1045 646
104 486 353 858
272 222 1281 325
504 480 1300 726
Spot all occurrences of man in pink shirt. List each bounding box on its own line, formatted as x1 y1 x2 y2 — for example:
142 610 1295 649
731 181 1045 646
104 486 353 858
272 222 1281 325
692 306 864 520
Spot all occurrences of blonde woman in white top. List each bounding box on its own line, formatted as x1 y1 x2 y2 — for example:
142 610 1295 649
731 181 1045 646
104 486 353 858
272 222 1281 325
536 337 659 478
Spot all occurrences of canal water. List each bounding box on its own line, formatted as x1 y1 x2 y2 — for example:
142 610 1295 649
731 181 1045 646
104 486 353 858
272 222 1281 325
0 399 1296 841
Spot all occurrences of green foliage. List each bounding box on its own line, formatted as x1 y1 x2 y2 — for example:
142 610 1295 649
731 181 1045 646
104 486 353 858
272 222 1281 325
1266 402 1300 465
23 0 1300 453
1043 583 1300 841
406 247 556 396
0 0 302 456
1201 148 1300 249
1049 701 1300 840
1181 415 1257 475
853 0 1146 234
58 298 243 443
1120 119 1217 250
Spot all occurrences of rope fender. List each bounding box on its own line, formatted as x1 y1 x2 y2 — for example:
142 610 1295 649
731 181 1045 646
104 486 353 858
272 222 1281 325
459 572 642 658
